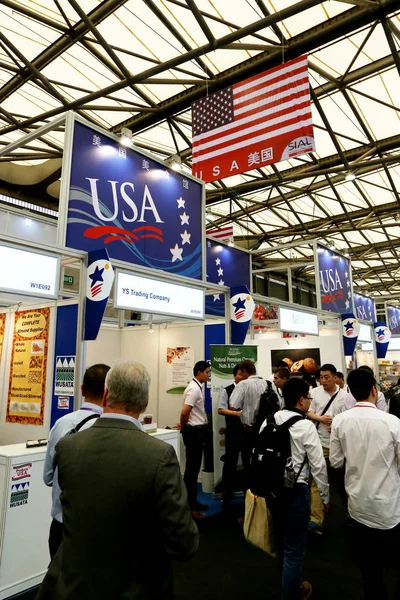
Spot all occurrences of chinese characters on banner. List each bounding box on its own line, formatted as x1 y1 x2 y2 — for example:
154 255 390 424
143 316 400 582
6 308 50 425
317 244 353 315
66 121 203 280
192 56 314 182
354 292 376 322
166 347 194 394
386 304 400 335
0 313 6 362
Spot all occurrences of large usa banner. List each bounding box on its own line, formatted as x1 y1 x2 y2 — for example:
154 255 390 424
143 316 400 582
386 304 400 335
354 292 376 322
64 120 203 280
192 55 314 182
206 238 250 316
317 244 353 315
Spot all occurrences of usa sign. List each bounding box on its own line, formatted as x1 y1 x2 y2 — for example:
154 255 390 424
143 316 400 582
316 244 353 315
63 119 203 280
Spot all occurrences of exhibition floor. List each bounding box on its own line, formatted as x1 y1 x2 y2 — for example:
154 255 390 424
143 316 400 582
14 487 397 600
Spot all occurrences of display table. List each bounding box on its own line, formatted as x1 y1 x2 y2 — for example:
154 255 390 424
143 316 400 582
0 429 180 599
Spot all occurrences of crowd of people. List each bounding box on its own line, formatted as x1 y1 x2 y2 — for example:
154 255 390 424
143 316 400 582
37 357 400 600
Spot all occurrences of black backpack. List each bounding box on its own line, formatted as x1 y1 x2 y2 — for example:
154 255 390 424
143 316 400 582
250 414 306 500
253 380 280 434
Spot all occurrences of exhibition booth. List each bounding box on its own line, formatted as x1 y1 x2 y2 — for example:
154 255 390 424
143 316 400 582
0 112 383 598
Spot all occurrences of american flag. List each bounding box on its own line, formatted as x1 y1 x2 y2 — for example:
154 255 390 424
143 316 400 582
207 225 233 241
191 55 314 183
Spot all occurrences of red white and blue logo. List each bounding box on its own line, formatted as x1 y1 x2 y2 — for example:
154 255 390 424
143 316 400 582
86 259 114 302
230 286 255 344
341 314 360 356
374 322 391 359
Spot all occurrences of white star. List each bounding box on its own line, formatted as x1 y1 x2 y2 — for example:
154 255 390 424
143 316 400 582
215 258 221 266
346 280 350 288
180 230 191 245
218 279 224 286
347 291 351 298
177 196 185 209
345 299 350 309
345 271 348 278
170 243 183 262
207 241 211 248
217 267 223 276
180 212 189 225
213 294 220 301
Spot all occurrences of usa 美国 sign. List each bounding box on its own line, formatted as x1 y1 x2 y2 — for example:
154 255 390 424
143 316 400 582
62 117 204 280
316 244 353 315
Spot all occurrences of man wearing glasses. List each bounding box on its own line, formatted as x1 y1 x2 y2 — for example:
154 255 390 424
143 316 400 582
307 363 347 535
330 368 400 600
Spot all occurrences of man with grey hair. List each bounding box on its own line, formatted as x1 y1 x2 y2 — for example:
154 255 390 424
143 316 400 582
37 360 198 600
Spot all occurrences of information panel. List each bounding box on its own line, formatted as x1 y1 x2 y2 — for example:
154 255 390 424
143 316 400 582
279 306 319 336
0 244 59 299
114 271 204 320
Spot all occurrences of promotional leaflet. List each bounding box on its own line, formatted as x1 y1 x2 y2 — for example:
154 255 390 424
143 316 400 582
6 308 50 425
166 347 194 394
210 345 258 487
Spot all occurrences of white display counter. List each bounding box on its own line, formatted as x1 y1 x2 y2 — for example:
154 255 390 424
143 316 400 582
0 428 180 599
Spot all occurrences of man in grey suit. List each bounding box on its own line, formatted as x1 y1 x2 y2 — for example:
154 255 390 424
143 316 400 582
36 360 199 600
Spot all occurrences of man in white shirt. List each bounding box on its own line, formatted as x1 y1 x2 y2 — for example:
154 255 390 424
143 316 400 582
273 367 291 409
307 363 347 534
342 365 388 412
180 360 210 520
43 363 110 559
272 378 330 600
330 368 400 600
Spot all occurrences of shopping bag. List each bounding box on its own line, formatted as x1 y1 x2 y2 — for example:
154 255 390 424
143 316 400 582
243 489 276 557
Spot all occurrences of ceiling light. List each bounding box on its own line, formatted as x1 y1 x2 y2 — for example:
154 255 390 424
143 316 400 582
165 154 182 171
345 172 356 182
24 218 32 226
120 127 133 147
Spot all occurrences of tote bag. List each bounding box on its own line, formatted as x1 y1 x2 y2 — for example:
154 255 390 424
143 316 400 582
243 489 276 557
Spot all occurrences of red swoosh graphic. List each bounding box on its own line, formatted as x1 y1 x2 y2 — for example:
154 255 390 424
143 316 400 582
103 235 137 244
132 225 163 235
140 233 164 242
84 226 139 240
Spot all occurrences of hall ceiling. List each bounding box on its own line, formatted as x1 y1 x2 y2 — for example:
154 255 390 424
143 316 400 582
0 0 400 296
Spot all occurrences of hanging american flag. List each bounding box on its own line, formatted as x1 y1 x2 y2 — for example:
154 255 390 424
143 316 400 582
191 55 314 183
207 225 233 241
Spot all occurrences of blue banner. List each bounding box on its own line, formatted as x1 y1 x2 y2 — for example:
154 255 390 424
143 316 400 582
386 304 400 335
206 239 250 316
317 244 353 315
230 285 255 344
84 249 114 341
50 304 78 427
374 322 391 359
354 292 375 322
66 121 203 280
342 314 360 356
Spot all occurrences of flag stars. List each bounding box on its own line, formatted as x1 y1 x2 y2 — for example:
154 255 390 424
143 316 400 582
217 267 224 276
213 294 220 302
215 258 221 266
180 212 189 225
218 279 224 286
177 197 185 209
180 230 191 245
170 244 183 262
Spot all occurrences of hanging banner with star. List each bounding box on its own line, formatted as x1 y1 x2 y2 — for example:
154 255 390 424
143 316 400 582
84 249 115 341
206 238 250 316
341 314 360 356
386 304 400 335
230 286 255 344
316 243 353 315
354 292 376 322
374 322 391 359
63 117 203 281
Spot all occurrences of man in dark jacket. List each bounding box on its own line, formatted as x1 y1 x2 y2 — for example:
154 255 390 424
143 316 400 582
36 360 198 600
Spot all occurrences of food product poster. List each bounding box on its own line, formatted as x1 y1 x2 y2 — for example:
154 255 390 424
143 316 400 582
6 307 50 425
0 313 6 361
166 347 194 394
270 348 321 376
210 344 258 488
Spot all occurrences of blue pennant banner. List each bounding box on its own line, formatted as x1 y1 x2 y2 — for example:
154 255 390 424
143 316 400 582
230 286 255 344
374 322 391 359
317 244 353 315
84 249 114 341
341 314 360 356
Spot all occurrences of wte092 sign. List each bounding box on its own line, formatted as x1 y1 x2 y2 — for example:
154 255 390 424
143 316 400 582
62 117 203 280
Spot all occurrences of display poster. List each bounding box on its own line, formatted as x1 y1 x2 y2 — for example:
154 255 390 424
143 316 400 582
166 346 194 394
354 292 375 322
206 238 250 316
253 302 278 331
210 345 258 488
317 244 353 315
386 304 400 335
0 313 6 362
270 348 321 377
6 308 50 425
65 120 203 280
54 356 75 396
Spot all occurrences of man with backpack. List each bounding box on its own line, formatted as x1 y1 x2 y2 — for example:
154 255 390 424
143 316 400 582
43 363 110 559
230 359 279 490
254 378 329 600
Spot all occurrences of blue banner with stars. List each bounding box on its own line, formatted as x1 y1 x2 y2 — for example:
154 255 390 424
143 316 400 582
65 120 203 280
205 238 250 316
341 314 360 356
84 249 115 341
317 244 353 315
354 292 375 322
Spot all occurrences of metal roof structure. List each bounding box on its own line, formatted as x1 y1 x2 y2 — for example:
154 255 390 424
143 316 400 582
0 0 400 298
